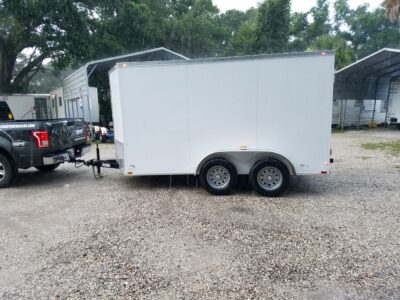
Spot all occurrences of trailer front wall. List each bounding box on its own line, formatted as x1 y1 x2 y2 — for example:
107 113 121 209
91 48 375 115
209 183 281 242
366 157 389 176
111 53 334 176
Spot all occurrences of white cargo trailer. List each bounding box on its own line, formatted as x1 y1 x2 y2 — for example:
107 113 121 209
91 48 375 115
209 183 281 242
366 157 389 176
109 51 335 196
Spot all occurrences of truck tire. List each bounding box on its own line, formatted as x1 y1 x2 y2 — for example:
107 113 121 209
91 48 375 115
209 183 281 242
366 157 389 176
250 159 290 197
35 164 60 172
0 153 15 188
200 159 238 195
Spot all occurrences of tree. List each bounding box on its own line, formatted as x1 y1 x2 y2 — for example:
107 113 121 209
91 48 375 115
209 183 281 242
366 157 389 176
290 0 331 52
342 5 400 59
27 67 72 94
90 0 170 59
289 11 310 51
225 20 258 56
334 0 351 32
0 0 95 93
308 35 353 69
384 0 400 22
219 8 257 56
164 0 225 58
255 0 291 53
306 0 331 42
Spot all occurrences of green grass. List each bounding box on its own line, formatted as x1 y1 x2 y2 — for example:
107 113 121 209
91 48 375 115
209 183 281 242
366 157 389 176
361 141 400 156
332 128 345 133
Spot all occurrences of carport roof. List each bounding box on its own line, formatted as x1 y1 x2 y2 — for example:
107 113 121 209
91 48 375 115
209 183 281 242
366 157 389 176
64 47 190 81
85 47 189 73
334 48 400 100
336 48 400 79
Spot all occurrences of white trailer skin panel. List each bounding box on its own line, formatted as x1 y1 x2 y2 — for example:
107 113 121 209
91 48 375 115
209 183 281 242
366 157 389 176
387 81 400 125
109 52 335 194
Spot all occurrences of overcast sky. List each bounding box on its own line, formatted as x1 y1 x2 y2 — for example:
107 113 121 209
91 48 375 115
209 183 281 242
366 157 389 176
213 0 383 13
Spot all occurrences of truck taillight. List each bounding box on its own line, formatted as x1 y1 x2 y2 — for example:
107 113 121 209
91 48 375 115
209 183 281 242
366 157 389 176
32 130 49 148
84 124 91 144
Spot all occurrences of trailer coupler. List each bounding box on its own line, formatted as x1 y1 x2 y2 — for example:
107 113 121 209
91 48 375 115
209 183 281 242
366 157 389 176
69 144 119 179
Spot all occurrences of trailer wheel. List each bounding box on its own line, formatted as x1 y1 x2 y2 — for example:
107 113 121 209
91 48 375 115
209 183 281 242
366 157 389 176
250 160 289 197
200 159 238 195
0 153 16 188
35 164 60 172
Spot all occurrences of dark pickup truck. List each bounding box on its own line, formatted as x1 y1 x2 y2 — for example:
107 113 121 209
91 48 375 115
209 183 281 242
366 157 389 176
0 100 91 188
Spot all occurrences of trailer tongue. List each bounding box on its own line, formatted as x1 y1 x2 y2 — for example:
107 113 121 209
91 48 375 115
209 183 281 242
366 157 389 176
70 143 119 178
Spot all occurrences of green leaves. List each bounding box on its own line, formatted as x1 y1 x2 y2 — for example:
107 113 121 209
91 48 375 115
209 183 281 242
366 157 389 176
0 0 95 92
2 0 400 95
256 0 291 54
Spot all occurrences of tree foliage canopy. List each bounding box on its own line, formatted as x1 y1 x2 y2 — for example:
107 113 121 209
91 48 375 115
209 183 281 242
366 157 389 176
0 0 96 93
1 0 400 95
256 0 291 53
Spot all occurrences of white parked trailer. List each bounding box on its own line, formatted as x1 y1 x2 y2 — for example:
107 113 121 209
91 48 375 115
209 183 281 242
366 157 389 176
0 94 53 120
109 51 335 196
387 80 400 125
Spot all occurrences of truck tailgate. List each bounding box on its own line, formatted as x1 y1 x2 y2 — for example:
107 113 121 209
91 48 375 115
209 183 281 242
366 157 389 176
45 119 87 151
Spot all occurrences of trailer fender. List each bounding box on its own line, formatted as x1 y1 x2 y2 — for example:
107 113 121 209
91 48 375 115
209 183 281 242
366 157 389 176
196 151 296 176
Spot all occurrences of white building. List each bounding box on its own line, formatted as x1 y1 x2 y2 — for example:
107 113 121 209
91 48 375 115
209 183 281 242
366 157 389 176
0 94 55 120
49 86 99 122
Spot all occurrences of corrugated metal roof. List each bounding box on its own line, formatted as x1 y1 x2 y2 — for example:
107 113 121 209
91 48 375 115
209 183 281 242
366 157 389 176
64 47 189 82
336 48 400 79
334 48 400 100
87 47 189 67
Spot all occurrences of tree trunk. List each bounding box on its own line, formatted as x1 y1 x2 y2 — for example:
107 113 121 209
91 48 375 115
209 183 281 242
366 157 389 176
0 48 17 94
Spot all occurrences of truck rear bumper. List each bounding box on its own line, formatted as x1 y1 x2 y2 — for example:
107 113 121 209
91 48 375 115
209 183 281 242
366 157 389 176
43 145 91 165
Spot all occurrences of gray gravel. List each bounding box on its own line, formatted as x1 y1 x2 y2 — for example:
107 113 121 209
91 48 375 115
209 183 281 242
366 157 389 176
1 129 400 299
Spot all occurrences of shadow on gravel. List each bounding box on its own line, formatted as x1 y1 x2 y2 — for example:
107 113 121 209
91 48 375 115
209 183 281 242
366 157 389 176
121 174 330 197
12 169 82 188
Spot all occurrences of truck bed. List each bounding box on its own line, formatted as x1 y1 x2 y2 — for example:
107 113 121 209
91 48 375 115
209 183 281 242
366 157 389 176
0 117 90 169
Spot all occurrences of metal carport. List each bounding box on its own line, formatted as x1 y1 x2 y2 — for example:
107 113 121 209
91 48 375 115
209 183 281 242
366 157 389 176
62 47 189 124
334 48 400 129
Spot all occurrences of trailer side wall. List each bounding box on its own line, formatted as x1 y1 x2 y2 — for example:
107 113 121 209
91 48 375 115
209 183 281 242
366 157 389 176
110 53 334 176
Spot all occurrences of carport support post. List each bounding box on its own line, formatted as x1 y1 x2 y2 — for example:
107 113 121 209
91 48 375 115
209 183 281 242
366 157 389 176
372 77 381 125
357 76 368 129
338 99 342 129
86 64 97 131
385 78 394 125
342 100 347 130
341 80 350 131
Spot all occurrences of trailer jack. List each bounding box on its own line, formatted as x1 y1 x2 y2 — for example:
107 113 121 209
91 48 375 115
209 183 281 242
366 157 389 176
70 143 119 179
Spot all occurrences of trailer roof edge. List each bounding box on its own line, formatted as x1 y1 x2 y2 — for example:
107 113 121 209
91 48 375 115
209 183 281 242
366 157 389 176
109 50 335 73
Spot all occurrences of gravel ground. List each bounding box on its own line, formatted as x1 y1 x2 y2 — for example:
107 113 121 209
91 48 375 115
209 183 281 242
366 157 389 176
1 129 400 299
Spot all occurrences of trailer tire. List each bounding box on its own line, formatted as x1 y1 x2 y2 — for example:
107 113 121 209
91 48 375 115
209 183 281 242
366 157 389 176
250 160 289 197
200 159 238 195
0 153 15 188
35 164 60 172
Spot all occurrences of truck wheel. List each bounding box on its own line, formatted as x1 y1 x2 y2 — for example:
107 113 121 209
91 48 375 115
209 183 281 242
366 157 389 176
250 160 290 197
200 159 238 195
0 153 15 188
35 164 60 172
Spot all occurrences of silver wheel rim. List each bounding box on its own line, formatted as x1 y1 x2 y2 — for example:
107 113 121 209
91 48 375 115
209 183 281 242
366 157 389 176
0 162 5 182
206 166 231 190
257 166 283 191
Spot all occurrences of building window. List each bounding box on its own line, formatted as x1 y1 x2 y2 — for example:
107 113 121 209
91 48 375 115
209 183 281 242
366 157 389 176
59 97 63 107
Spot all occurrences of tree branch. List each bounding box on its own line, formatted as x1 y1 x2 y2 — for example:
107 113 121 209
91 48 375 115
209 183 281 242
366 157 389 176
11 53 46 90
